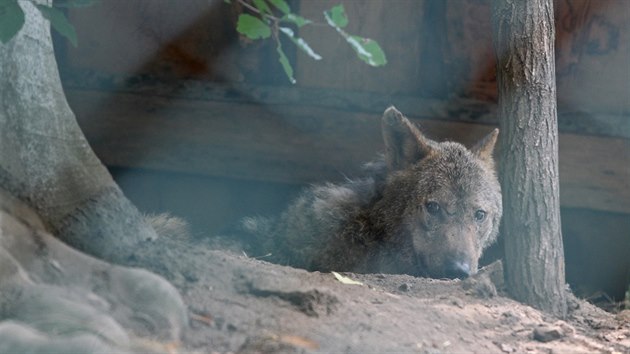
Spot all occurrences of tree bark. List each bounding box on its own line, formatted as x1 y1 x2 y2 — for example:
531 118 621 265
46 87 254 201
0 0 156 264
0 3 187 350
492 0 567 317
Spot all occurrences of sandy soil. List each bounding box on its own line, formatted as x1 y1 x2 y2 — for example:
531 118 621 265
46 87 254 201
132 236 630 354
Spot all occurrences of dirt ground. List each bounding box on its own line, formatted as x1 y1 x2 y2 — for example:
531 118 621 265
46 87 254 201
132 235 630 354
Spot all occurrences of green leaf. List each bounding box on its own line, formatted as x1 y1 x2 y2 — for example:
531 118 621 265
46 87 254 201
35 5 78 47
325 4 348 28
282 13 311 27
236 14 271 40
276 43 296 84
0 0 24 43
252 0 271 15
323 5 387 67
279 27 321 60
268 0 290 14
347 35 387 67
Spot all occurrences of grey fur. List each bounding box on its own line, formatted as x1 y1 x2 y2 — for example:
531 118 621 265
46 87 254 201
243 107 502 279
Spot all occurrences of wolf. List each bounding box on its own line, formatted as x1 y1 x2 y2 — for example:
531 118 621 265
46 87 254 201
242 107 502 279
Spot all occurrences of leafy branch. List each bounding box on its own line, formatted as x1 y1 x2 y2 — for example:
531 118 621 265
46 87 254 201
0 0 387 84
0 0 95 46
230 0 387 83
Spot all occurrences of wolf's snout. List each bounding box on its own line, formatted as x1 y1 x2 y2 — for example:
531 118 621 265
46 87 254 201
444 259 472 279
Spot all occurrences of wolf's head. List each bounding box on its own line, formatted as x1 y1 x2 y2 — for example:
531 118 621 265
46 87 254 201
377 107 502 279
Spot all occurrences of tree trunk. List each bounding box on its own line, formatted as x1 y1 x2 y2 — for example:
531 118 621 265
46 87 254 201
0 2 187 351
492 0 567 317
0 0 157 264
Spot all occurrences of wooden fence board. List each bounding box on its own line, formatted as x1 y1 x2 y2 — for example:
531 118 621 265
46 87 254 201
66 89 630 214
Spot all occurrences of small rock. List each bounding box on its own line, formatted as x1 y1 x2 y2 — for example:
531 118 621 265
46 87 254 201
451 297 465 309
554 320 575 337
533 325 564 342
497 342 514 353
462 274 497 298
398 283 412 292
510 326 528 336
500 311 520 326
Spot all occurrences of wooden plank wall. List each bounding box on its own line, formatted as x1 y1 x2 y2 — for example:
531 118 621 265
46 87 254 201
65 87 630 215
58 0 629 215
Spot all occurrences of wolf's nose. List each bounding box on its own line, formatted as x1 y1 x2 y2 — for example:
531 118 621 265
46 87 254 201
444 260 471 279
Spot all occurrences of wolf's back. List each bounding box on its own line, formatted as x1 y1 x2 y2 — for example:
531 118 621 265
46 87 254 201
242 176 381 270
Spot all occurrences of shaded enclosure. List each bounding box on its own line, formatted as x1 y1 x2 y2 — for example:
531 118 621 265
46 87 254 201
53 0 629 304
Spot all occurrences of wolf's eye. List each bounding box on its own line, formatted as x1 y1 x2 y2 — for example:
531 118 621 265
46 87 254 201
474 210 487 222
425 201 441 215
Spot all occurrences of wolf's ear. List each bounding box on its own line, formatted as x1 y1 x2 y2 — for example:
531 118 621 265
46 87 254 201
471 128 499 168
382 106 434 171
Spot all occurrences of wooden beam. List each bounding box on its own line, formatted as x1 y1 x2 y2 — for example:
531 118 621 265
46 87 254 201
66 89 630 215
60 79 630 140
